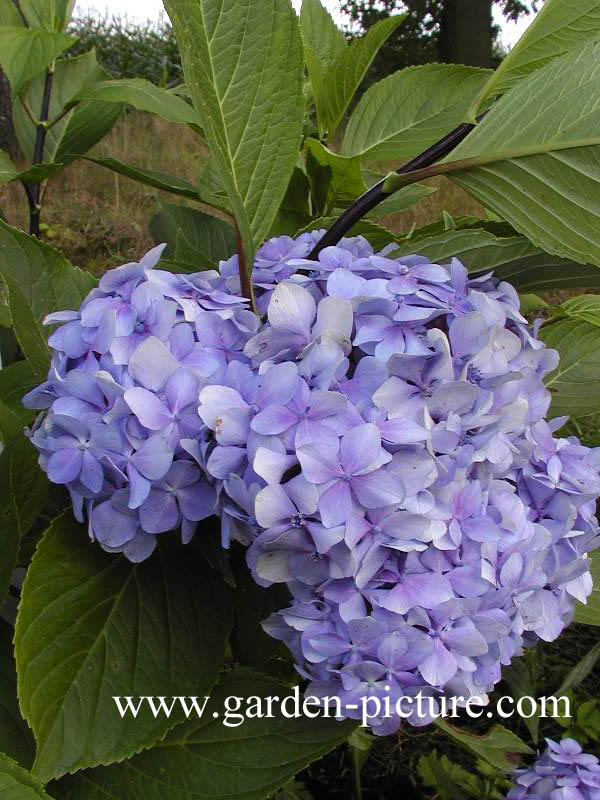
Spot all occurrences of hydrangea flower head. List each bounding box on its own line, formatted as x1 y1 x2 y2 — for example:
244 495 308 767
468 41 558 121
507 738 600 799
25 232 600 733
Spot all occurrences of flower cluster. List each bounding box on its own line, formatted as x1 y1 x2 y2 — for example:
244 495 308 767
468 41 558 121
25 233 600 734
507 738 600 799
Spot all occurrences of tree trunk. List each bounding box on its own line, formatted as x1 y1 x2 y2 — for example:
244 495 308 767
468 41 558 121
0 68 18 159
438 0 494 68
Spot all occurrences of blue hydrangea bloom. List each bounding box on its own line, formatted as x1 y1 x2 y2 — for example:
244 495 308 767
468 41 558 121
25 232 600 734
507 738 600 799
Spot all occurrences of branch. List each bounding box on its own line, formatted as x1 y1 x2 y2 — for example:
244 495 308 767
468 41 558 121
28 68 54 237
307 114 486 260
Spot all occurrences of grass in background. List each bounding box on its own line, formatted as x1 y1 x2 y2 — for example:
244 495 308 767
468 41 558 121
1 112 203 274
0 112 482 273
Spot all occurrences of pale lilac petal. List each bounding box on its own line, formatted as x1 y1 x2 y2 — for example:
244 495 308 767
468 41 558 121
255 484 297 528
377 573 454 614
419 639 458 686
251 405 298 435
340 423 381 475
178 482 217 521
318 480 352 527
128 336 179 391
125 387 172 430
47 448 83 485
351 470 404 509
297 438 341 484
268 282 315 338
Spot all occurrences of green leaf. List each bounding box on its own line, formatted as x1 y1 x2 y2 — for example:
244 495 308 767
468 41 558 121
163 0 305 273
0 220 95 379
0 620 35 768
307 14 404 139
574 552 600 626
0 753 52 800
0 432 51 608
559 295 600 328
149 202 236 267
342 63 490 162
269 166 312 237
230 548 290 671
361 171 435 218
305 139 366 216
518 293 549 318
0 149 18 185
556 641 600 696
502 656 539 743
15 513 233 783
298 216 399 251
19 0 75 31
0 150 63 186
0 27 75 93
83 156 211 203
13 50 122 170
540 319 600 418
0 360 38 429
442 43 600 267
390 227 600 292
0 0 23 26
299 0 345 71
436 719 533 771
72 78 204 127
52 667 355 800
418 752 467 800
469 0 600 118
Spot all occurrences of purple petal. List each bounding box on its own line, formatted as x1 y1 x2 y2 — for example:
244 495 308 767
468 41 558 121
419 639 457 686
125 387 172 430
297 438 341 484
318 480 352 527
139 489 179 533
377 573 454 614
47 448 83 485
340 423 382 475
268 282 315 338
128 336 179 391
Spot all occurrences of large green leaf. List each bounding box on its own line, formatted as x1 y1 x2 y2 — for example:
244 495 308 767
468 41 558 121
574 552 600 626
0 620 35 769
163 0 305 273
0 220 95 379
149 202 236 267
0 360 38 432
440 43 600 268
0 27 74 93
72 78 203 127
305 139 366 216
559 295 600 328
269 166 312 237
501 655 539 743
362 171 435 219
13 50 121 169
342 63 490 161
0 0 23 25
436 720 533 771
391 227 600 292
540 319 600 418
557 641 600 695
230 549 290 671
469 0 600 117
306 14 404 139
53 667 355 800
15 513 233 783
0 433 51 609
19 0 75 31
0 753 52 800
299 0 345 71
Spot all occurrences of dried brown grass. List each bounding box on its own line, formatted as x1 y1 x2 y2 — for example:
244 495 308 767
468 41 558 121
1 111 482 271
